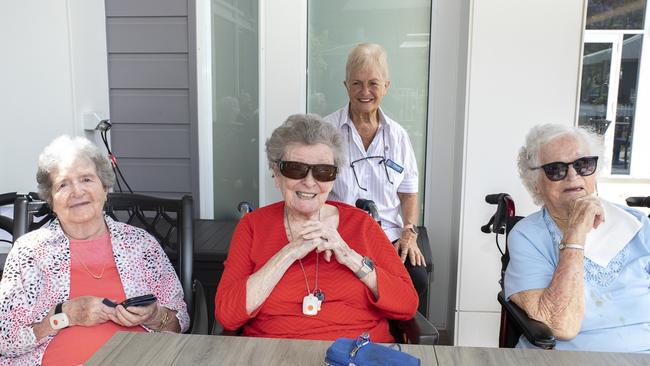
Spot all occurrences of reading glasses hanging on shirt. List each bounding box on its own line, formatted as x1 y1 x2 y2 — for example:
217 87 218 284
350 156 394 191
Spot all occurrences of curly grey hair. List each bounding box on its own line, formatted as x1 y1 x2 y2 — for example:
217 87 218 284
517 124 604 205
36 135 115 205
345 43 390 82
265 114 345 171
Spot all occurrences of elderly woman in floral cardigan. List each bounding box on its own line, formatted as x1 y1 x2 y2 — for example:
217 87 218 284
0 136 188 365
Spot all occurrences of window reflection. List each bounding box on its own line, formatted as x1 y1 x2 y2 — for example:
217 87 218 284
307 0 431 220
586 0 647 30
612 34 642 174
212 0 259 219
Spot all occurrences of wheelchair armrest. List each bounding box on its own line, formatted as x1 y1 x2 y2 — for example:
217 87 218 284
497 291 555 349
390 311 438 345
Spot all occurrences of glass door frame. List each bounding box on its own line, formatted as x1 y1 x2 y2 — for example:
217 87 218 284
581 33 623 175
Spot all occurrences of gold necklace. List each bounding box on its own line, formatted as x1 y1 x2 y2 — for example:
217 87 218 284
78 254 106 279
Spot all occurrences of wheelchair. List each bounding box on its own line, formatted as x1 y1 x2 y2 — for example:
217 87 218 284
481 193 556 349
626 196 650 218
212 200 439 345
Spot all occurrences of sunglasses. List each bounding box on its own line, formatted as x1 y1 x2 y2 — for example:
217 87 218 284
530 156 598 181
276 160 338 182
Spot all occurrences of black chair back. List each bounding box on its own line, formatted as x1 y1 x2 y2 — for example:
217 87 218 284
12 192 207 334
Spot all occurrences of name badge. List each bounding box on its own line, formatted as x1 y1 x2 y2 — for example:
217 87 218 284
385 159 404 173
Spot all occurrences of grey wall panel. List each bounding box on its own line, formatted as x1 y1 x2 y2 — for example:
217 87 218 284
111 125 190 158
117 158 191 192
108 54 189 89
110 89 189 124
106 0 187 17
107 18 188 53
105 0 199 212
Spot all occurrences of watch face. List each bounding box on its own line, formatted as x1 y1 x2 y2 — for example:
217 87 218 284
363 256 375 270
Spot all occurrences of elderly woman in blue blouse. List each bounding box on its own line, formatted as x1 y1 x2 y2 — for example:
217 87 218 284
505 123 650 353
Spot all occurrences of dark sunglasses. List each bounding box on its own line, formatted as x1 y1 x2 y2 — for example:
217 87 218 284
530 156 598 181
276 160 338 182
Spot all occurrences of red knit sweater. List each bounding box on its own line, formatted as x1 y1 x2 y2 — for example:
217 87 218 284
214 201 418 342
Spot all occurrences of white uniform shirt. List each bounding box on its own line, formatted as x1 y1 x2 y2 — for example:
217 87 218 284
324 104 419 241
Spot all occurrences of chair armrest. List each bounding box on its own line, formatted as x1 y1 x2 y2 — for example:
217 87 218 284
416 226 433 273
189 279 209 335
391 311 438 345
497 291 555 349
211 318 239 336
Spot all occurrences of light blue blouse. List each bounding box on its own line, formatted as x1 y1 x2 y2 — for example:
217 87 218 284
504 204 650 353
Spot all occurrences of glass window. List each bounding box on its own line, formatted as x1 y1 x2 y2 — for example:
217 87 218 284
307 0 431 220
211 0 259 219
586 0 647 29
612 34 642 174
578 43 612 128
578 0 647 176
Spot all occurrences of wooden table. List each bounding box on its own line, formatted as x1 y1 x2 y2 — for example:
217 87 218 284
434 345 650 366
86 332 437 366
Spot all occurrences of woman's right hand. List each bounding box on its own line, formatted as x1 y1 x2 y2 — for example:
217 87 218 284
62 296 115 327
283 220 323 261
563 195 605 245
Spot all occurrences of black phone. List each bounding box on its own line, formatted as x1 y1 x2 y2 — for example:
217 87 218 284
103 294 157 308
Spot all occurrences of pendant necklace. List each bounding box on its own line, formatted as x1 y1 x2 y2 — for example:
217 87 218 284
78 255 106 279
285 206 324 315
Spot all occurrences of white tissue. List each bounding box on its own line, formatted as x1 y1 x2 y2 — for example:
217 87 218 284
584 199 642 267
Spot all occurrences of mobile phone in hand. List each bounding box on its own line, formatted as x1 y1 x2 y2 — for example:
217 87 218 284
102 294 157 308
121 294 157 307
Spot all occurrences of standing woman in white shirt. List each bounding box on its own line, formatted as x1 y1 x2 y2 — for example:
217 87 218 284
323 43 426 295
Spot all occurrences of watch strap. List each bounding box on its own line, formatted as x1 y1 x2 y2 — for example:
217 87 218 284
355 256 374 279
404 224 418 235
55 302 63 314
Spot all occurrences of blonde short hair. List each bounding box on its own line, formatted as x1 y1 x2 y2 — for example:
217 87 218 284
345 43 390 81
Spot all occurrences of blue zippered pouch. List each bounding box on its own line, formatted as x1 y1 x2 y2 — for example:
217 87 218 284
324 333 420 366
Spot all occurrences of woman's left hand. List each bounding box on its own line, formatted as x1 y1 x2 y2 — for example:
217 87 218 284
109 302 160 328
299 221 358 268
395 231 425 266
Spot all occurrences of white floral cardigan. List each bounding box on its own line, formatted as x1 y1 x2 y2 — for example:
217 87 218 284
0 216 189 365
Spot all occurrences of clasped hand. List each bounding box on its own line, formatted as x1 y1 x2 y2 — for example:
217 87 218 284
288 220 352 264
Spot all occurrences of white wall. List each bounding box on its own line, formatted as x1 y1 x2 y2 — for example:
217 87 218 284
258 0 307 205
0 0 109 194
453 0 585 346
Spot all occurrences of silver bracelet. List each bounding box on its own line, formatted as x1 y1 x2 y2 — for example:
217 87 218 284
559 243 584 250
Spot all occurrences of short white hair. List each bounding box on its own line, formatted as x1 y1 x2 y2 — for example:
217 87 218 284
517 124 604 205
36 135 114 205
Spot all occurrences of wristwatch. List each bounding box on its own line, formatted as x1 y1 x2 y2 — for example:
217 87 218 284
355 256 375 279
49 302 70 330
404 224 418 235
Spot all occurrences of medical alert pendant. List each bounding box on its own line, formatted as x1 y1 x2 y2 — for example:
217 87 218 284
303 293 319 315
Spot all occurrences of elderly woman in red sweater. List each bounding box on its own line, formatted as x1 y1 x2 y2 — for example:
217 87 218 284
215 114 418 341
